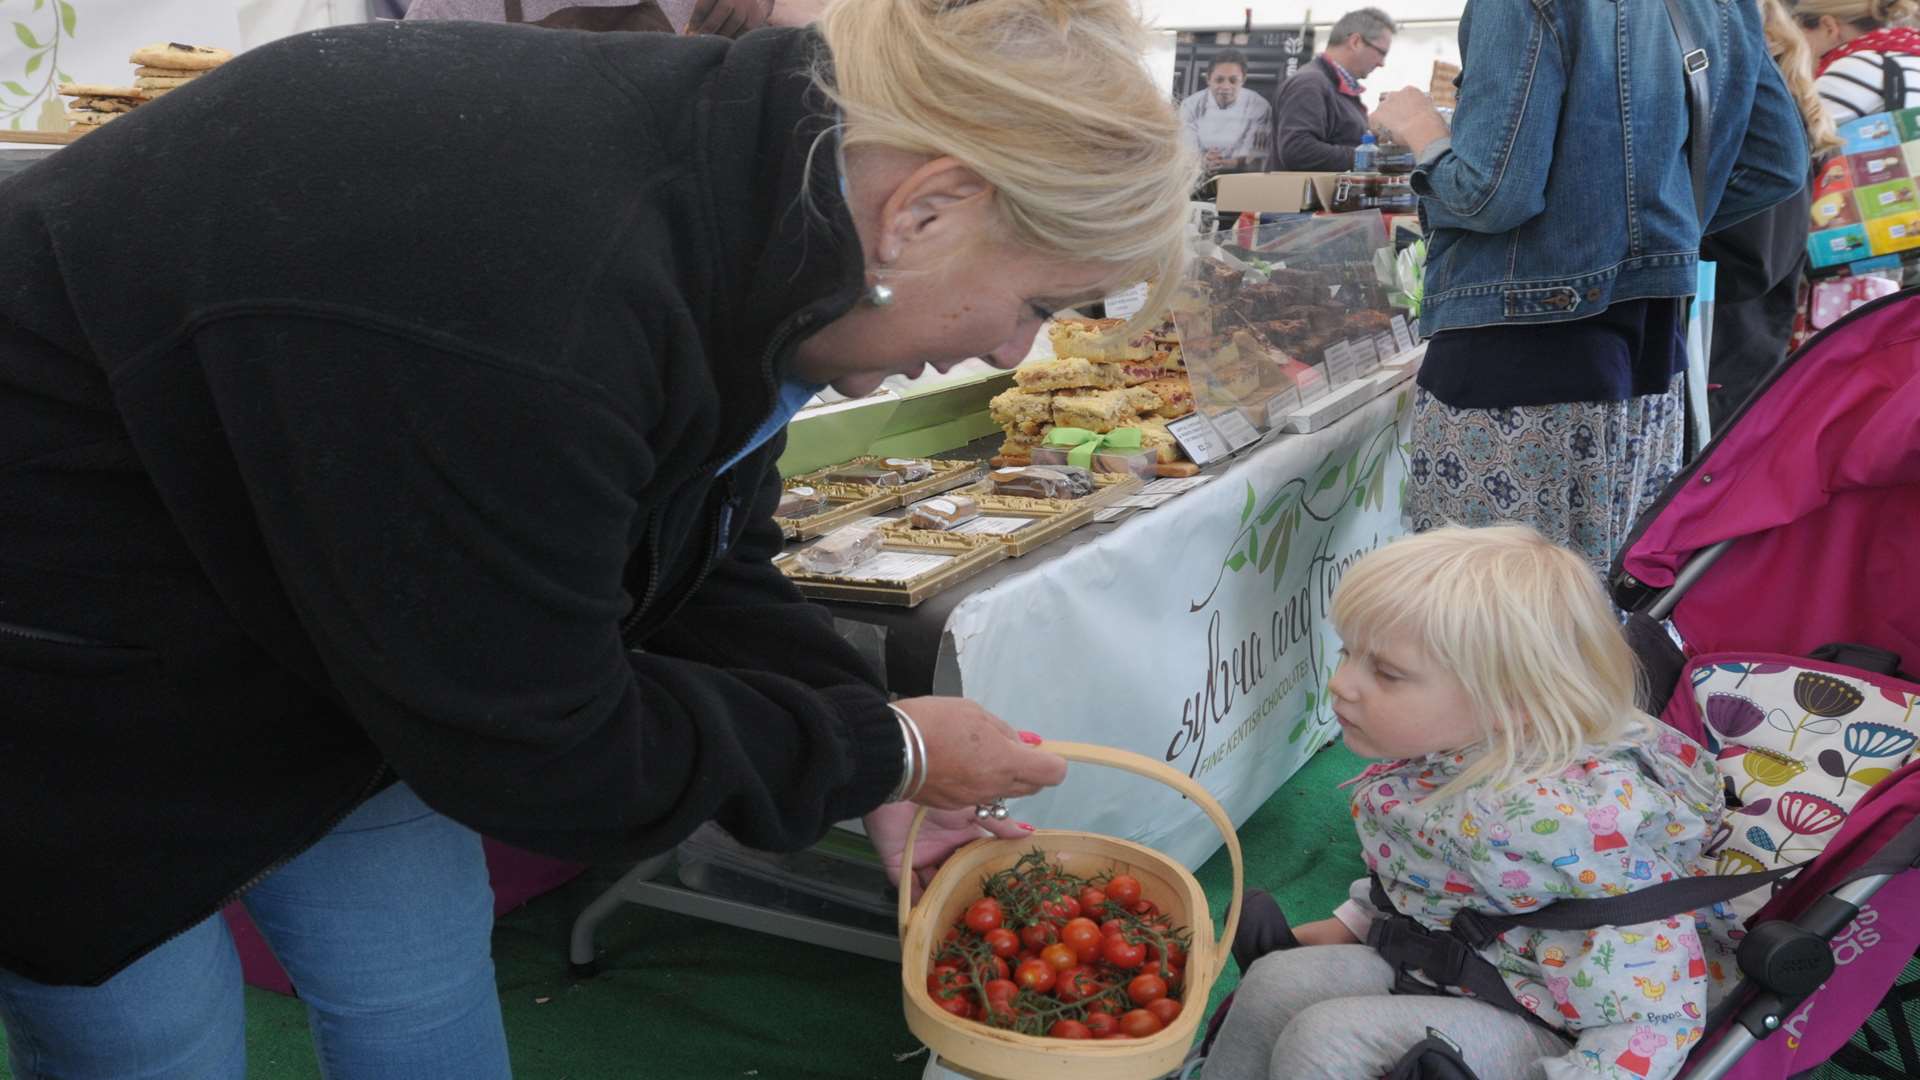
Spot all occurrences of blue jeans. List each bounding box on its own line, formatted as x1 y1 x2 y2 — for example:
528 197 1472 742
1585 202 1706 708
0 783 512 1079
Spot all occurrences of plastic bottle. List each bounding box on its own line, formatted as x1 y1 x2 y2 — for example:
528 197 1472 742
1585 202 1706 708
1353 131 1377 173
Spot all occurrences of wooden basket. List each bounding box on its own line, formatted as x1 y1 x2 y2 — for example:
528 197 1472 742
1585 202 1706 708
898 742 1244 1080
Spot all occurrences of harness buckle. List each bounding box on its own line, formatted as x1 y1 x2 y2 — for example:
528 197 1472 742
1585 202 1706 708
1684 48 1710 75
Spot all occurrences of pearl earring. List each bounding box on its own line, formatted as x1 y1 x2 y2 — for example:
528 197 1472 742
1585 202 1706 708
866 283 896 307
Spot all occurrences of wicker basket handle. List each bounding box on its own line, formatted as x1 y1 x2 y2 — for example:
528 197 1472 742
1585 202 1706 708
896 740 1245 986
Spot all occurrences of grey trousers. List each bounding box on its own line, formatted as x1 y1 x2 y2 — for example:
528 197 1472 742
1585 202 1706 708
1203 945 1571 1080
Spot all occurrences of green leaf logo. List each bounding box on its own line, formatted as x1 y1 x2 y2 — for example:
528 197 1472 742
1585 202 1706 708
14 22 40 48
58 1 76 37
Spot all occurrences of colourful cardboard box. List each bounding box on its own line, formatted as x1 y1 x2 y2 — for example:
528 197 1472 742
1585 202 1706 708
1867 211 1920 256
1848 148 1909 186
1808 224 1870 269
1814 156 1854 199
1855 178 1920 220
1812 189 1863 229
1896 106 1920 143
1840 112 1900 153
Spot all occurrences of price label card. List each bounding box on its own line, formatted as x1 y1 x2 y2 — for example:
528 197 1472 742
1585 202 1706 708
1350 336 1381 377
1166 413 1228 466
1209 409 1263 452
952 516 1035 536
1103 282 1150 320
1092 507 1134 524
1374 331 1400 363
1391 315 1415 353
1322 340 1356 385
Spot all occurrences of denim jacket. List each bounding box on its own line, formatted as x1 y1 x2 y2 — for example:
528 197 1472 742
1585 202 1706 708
1415 0 1808 336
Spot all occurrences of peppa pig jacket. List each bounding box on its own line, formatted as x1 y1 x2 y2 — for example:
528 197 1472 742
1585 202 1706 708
1341 727 1745 1080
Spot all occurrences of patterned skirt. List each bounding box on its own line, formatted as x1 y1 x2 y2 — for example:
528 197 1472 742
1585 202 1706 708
1405 375 1685 576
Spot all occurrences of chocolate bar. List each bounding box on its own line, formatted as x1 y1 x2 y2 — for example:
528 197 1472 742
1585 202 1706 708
908 495 980 530
795 526 883 574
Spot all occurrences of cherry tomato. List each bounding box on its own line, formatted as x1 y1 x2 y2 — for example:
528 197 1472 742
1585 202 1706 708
1019 923 1058 952
1083 1010 1118 1037
1146 939 1186 969
1015 950 1038 970
1104 874 1142 907
1146 998 1183 1025
984 928 1020 959
983 955 1009 981
964 898 1004 935
983 978 1019 1005
1127 973 1169 1007
1119 1008 1164 1038
1040 943 1078 973
927 964 966 999
1042 895 1082 921
1102 933 1146 970
1049 1019 1092 1039
1014 958 1057 994
1079 887 1108 918
936 993 973 1019
1060 918 1103 963
1054 966 1103 1004
1132 900 1158 918
1099 919 1125 939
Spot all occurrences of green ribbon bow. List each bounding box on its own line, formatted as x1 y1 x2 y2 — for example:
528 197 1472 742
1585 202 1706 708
1043 426 1144 469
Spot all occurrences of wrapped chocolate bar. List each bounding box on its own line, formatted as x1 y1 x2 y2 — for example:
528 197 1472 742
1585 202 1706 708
821 464 903 487
795 525 883 574
775 485 826 519
880 457 936 483
990 465 1095 499
908 495 980 531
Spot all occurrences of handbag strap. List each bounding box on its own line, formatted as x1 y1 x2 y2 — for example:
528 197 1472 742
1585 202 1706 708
1663 0 1714 226
1884 52 1909 116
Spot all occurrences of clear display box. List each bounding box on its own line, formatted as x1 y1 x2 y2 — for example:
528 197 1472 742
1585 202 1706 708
1171 213 1399 432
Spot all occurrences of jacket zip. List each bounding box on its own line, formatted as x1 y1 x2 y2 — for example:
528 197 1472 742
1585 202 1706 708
618 303 827 645
0 618 113 647
133 763 395 971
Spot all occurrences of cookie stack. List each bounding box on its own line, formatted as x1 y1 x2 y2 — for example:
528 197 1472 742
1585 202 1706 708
56 42 230 136
129 42 232 97
989 316 1192 466
57 85 149 135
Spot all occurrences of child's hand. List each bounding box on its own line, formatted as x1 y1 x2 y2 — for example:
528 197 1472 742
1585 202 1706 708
1290 917 1362 947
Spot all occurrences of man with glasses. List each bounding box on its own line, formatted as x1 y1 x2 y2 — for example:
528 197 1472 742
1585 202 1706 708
1181 49 1273 179
1271 7 1396 172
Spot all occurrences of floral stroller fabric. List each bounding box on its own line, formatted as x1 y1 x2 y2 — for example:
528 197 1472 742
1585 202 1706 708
1612 287 1920 1079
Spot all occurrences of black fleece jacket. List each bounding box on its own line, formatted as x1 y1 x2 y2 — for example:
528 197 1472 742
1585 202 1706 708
0 20 902 985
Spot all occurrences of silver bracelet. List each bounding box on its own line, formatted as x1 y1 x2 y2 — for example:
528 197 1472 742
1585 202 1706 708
888 703 927 802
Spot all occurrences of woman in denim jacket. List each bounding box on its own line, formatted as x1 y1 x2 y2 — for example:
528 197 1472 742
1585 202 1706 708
1372 0 1807 576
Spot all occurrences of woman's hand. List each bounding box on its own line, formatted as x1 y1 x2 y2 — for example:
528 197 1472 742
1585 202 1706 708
1371 87 1450 157
688 0 774 37
893 696 1068 809
864 802 1032 899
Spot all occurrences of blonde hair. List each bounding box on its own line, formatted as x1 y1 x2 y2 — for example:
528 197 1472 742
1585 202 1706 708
1790 0 1920 30
1767 0 1843 154
813 0 1200 324
1330 525 1649 802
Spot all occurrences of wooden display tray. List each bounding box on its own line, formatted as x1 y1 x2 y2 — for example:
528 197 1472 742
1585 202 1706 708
1 130 83 146
775 481 902 541
776 457 985 540
956 472 1143 508
878 492 1102 558
777 535 1008 608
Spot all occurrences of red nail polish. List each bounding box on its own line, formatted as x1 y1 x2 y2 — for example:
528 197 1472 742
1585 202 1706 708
1017 822 1035 831
1018 731 1043 745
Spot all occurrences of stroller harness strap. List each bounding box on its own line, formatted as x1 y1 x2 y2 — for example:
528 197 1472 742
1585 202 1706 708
1364 862 1802 1030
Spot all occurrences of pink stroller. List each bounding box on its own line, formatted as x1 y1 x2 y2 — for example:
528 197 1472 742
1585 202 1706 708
1611 286 1920 1079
